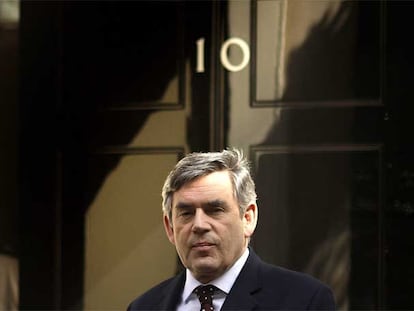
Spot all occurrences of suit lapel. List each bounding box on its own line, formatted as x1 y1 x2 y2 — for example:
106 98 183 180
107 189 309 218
221 249 262 311
158 271 186 311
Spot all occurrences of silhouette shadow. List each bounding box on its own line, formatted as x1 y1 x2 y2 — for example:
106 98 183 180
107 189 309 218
252 2 381 309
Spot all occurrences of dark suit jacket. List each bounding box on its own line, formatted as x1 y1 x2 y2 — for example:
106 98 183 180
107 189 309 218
128 249 336 310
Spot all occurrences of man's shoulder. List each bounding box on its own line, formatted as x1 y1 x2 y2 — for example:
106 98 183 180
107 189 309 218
243 251 336 309
248 250 329 290
260 260 328 290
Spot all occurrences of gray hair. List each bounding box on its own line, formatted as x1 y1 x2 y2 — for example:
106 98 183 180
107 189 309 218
162 148 257 221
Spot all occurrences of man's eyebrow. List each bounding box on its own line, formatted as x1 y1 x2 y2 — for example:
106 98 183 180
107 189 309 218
204 199 228 208
174 200 229 209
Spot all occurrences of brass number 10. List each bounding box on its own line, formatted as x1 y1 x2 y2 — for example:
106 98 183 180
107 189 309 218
196 37 250 73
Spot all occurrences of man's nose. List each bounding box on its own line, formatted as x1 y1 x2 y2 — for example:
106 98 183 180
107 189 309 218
192 208 210 233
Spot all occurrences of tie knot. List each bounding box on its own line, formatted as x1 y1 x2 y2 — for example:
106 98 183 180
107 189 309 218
194 285 218 311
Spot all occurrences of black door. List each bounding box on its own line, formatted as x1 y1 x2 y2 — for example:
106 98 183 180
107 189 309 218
18 1 414 310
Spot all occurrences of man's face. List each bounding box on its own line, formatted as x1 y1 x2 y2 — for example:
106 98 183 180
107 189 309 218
163 171 257 283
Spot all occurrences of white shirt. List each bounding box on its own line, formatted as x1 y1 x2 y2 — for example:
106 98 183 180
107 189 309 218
176 248 249 311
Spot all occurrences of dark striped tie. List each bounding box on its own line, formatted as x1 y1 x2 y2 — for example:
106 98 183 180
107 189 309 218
194 285 218 311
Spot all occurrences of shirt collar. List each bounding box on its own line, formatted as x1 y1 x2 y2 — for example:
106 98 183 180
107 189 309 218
181 248 250 303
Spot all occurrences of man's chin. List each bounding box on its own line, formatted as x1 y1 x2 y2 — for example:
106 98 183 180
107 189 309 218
192 263 220 283
191 258 219 275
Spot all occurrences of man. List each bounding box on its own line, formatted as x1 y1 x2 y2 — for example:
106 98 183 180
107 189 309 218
128 149 336 310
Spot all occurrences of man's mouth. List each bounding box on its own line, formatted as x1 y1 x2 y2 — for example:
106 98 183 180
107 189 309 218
192 242 215 250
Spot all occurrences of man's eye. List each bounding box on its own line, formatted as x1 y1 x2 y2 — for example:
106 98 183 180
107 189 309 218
209 206 224 213
179 211 192 217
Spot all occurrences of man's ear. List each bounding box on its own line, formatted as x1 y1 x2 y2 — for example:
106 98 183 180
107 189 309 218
163 214 175 245
243 203 258 238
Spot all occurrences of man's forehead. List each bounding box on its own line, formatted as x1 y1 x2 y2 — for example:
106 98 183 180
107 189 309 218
180 170 231 186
